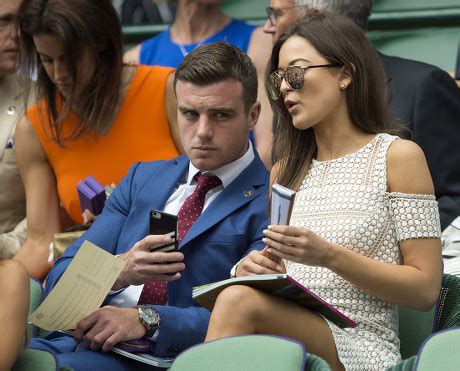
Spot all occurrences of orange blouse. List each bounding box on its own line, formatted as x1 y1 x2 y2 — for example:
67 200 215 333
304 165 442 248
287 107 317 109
28 65 179 223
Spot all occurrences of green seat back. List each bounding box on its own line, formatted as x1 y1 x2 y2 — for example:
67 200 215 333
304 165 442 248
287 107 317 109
28 278 43 315
368 27 460 71
28 278 52 338
387 355 417 371
398 273 460 360
221 0 265 21
416 328 460 371
392 274 460 369
170 335 306 371
373 0 460 11
398 305 435 360
433 274 460 331
306 353 332 371
28 278 43 337
12 348 58 371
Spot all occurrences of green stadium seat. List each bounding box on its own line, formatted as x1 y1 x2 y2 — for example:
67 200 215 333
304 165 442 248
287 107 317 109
170 335 308 371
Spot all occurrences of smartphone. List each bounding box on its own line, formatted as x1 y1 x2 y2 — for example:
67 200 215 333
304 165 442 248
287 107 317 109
149 210 178 253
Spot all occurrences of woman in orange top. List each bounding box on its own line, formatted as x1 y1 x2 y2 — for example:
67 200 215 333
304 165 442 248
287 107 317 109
14 0 182 279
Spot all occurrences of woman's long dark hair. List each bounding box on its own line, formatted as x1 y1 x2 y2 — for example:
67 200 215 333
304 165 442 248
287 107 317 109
19 0 123 145
267 10 394 190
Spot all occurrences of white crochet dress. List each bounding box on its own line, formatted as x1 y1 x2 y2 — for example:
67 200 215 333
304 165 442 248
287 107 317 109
286 133 440 370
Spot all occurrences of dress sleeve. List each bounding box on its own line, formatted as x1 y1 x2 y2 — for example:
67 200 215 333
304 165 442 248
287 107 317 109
388 192 441 241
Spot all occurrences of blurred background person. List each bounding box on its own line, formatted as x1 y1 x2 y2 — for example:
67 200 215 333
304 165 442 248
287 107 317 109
14 0 182 280
0 0 28 260
125 0 274 168
113 0 176 25
125 0 264 68
263 0 460 230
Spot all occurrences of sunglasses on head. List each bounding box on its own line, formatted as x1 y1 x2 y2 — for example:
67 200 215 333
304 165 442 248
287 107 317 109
268 63 341 100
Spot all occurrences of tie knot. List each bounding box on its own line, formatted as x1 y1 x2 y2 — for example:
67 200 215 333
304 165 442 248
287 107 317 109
195 174 222 194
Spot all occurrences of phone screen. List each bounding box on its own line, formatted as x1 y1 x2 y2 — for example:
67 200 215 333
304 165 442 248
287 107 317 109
149 210 178 252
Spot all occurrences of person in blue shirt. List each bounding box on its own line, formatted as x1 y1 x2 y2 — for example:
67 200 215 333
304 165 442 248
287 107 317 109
124 0 274 169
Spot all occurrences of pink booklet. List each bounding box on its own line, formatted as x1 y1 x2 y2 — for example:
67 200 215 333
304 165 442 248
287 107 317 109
193 273 357 329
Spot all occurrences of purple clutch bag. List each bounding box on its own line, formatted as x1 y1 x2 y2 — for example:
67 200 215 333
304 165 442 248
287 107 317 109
116 339 152 353
77 176 106 215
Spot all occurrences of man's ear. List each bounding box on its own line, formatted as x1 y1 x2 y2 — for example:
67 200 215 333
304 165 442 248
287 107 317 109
248 101 261 130
338 63 354 90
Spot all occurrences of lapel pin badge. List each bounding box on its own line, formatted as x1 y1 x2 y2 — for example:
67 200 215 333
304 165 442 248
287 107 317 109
6 106 17 116
243 190 253 197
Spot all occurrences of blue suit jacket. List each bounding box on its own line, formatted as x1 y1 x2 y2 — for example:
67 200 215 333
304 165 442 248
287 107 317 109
45 153 269 356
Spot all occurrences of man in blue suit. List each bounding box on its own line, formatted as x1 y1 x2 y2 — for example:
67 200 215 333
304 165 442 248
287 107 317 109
30 42 271 370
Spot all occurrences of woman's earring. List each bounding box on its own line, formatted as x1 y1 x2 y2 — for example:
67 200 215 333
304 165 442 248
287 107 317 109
340 84 346 89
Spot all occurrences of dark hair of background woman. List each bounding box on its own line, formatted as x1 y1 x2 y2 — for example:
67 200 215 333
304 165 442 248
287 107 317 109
19 0 123 145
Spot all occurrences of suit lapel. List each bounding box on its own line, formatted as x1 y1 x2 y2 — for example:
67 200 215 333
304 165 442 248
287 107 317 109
141 156 189 209
179 155 268 248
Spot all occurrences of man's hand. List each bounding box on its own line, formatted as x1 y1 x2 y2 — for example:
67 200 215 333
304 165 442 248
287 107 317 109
112 235 185 290
74 306 145 352
236 247 285 276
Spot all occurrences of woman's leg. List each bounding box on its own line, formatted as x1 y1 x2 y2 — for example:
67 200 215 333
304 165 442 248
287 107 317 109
206 285 344 371
0 260 29 371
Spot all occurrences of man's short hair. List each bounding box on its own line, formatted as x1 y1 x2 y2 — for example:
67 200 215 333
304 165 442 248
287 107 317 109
174 42 258 111
294 0 373 31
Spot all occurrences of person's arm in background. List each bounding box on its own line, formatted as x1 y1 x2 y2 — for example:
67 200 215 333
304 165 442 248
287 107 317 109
247 27 273 170
123 44 141 65
13 116 61 280
413 69 460 230
0 218 27 260
0 260 29 371
165 71 184 154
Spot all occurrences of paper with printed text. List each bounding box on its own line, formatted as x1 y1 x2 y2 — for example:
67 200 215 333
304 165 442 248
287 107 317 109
28 240 125 330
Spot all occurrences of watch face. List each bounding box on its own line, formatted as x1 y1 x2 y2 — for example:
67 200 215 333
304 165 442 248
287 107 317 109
140 306 160 326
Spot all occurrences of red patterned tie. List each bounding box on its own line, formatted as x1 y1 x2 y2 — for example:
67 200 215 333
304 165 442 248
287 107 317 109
137 173 221 305
177 174 222 243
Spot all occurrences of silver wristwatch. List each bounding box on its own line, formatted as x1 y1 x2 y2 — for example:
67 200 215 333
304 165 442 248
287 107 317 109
137 305 161 338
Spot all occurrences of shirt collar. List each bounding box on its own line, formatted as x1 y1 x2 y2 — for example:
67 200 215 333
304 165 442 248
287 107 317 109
187 140 255 188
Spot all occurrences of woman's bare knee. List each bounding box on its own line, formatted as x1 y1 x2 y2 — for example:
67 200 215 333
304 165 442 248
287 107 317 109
0 260 29 290
214 285 261 316
206 286 268 340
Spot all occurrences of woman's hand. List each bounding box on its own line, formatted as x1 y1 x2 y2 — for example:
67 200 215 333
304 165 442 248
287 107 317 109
262 225 334 267
236 247 285 277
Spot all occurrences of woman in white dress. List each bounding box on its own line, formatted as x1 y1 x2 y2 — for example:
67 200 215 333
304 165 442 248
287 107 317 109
205 11 442 370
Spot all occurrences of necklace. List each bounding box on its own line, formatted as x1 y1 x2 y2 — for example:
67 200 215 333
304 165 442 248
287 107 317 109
177 38 206 57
